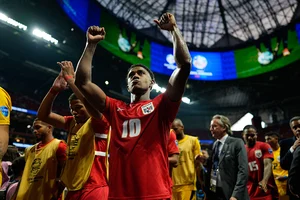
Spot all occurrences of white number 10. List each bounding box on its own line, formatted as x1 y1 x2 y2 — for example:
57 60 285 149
122 119 141 138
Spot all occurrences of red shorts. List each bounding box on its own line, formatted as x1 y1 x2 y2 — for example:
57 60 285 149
66 186 109 200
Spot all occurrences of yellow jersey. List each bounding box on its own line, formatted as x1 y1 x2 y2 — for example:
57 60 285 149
172 135 201 192
61 118 95 191
16 139 62 200
272 147 288 196
0 87 12 186
0 87 12 125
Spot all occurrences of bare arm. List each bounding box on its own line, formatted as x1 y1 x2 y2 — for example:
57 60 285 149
258 158 273 192
0 125 9 159
262 158 273 182
37 73 67 129
75 26 107 112
154 13 191 102
58 61 102 119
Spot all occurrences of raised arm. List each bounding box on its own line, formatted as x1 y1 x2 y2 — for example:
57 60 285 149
75 26 107 112
58 61 102 119
37 73 68 129
154 13 191 102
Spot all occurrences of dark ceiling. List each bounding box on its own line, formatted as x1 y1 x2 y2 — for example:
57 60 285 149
97 0 299 49
1 0 300 135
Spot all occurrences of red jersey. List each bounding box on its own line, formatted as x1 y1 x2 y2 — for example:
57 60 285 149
168 129 179 189
64 115 110 188
104 93 181 199
168 129 179 156
245 141 275 200
37 139 67 165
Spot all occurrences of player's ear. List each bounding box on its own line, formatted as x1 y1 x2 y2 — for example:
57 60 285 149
149 79 155 91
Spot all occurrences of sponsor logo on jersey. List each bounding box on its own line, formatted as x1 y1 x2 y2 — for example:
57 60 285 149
0 106 9 117
255 149 262 158
141 102 154 115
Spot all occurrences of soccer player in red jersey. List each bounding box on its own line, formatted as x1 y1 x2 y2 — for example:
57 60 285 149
38 62 110 200
243 125 279 200
75 12 191 199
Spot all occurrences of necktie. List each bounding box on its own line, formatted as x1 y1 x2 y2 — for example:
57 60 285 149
213 141 221 170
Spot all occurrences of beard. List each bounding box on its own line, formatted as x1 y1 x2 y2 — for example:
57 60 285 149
247 140 256 147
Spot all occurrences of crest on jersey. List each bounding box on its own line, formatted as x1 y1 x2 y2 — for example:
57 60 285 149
255 150 262 158
268 148 273 154
141 102 154 115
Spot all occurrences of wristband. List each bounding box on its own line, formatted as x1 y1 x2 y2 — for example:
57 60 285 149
64 75 74 81
49 87 59 95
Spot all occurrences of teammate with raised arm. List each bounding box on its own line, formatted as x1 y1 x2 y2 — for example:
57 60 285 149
75 13 191 199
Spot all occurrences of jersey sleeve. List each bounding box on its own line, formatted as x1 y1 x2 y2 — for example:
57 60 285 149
103 96 117 124
56 141 67 163
193 137 202 158
168 130 179 155
91 115 110 134
0 88 12 125
160 93 182 124
63 116 74 131
261 142 274 160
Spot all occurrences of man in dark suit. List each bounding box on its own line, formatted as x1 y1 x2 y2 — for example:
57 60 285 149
203 114 249 200
288 145 300 198
282 116 300 199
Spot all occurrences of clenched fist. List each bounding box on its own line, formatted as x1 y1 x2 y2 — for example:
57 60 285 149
86 26 106 44
154 13 177 31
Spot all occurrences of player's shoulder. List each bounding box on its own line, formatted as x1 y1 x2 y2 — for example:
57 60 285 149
257 141 270 147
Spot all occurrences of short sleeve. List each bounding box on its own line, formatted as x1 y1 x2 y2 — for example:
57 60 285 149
193 137 202 158
63 116 74 131
262 142 274 160
0 88 12 125
168 130 179 155
56 141 67 163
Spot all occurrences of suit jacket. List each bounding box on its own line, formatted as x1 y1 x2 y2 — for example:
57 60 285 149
288 146 300 198
280 137 296 170
279 136 300 200
204 136 249 200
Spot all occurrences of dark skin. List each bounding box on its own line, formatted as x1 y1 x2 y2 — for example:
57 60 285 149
74 13 191 112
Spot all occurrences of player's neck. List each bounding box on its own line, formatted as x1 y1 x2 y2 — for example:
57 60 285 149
272 143 280 150
131 93 151 103
41 136 54 144
177 133 185 140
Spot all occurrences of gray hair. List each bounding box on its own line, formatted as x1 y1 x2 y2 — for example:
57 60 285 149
212 114 233 135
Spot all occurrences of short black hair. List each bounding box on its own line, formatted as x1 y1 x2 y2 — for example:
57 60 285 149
265 131 280 139
68 93 78 102
243 125 257 132
127 64 155 81
290 116 300 124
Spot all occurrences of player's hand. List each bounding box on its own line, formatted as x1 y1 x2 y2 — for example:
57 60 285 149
196 154 207 163
258 180 268 193
154 13 176 31
52 72 68 92
86 26 106 44
230 197 237 200
292 139 300 150
57 61 75 83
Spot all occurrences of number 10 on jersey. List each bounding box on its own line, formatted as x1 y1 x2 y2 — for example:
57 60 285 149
122 119 141 138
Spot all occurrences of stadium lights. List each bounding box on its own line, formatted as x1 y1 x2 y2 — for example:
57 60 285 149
32 28 58 45
0 12 27 31
152 83 191 104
